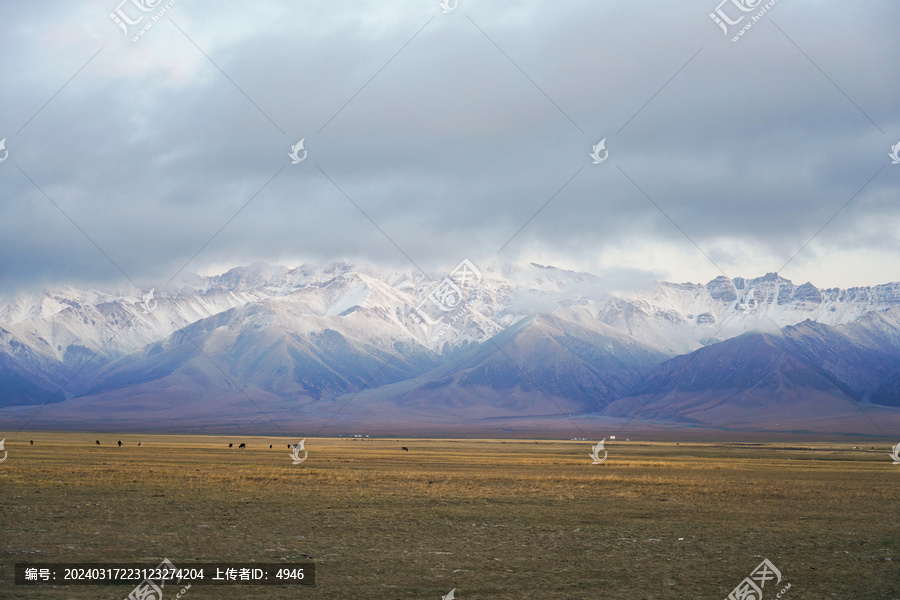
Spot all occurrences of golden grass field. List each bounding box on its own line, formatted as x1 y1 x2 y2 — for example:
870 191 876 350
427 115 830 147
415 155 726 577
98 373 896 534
0 433 898 599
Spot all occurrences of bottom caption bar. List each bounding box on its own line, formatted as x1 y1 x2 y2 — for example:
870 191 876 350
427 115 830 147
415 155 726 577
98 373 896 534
15 560 315 586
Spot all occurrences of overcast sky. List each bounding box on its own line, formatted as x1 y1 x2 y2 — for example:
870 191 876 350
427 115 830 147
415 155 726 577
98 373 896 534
1 0 898 296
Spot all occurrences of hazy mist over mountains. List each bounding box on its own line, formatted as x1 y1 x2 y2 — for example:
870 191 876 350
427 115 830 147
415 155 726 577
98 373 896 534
1 261 898 436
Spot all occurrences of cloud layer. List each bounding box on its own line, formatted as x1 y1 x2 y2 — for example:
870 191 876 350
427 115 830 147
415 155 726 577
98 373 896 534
1 0 898 296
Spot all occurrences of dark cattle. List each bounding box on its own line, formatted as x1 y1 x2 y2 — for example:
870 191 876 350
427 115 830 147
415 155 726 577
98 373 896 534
138 442 142 447
401 447 409 452
117 440 123 447
269 445 272 449
238 443 246 449
30 440 34 445
95 440 100 445
228 443 233 448
288 444 291 448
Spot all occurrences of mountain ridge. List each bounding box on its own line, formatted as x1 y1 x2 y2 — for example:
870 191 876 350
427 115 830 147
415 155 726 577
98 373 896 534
1 262 898 435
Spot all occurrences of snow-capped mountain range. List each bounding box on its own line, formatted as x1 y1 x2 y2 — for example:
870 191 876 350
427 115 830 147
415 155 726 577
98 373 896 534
1 261 899 435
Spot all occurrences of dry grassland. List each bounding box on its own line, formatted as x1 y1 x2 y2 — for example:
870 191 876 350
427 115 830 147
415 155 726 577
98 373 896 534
0 434 897 599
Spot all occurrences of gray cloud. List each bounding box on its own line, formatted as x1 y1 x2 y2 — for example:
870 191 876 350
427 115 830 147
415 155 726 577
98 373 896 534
1 0 899 296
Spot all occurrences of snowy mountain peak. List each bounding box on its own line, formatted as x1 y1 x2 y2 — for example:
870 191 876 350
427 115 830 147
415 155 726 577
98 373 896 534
2 263 900 435
0 263 898 386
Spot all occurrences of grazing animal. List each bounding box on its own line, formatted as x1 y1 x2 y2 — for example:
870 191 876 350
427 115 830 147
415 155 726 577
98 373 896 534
401 446 409 452
288 444 292 448
228 443 233 448
95 440 100 445
138 442 142 447
30 440 34 445
238 443 246 449
117 440 122 447
269 444 272 449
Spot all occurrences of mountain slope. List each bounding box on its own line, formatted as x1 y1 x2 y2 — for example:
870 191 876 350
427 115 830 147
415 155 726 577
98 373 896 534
779 312 900 403
79 272 450 404
1 263 899 434
604 325 900 432
0 351 61 407
0 325 71 407
324 313 670 422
